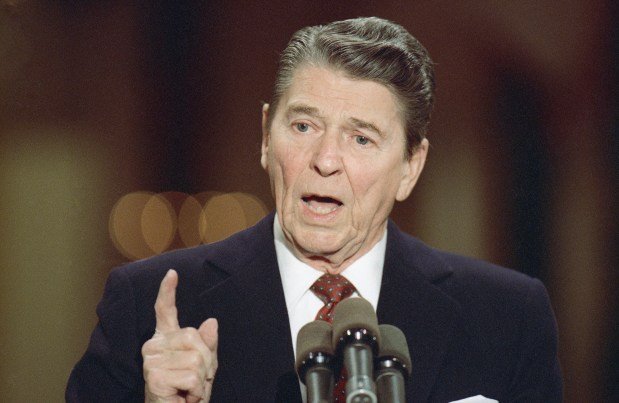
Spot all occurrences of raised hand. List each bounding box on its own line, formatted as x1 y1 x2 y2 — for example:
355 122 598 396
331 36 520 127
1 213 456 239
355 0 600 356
142 269 218 403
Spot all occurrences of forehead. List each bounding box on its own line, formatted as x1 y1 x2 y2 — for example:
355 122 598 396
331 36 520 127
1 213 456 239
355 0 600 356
277 66 405 135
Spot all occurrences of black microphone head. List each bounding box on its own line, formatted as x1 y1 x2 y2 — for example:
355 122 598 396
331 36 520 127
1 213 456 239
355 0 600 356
295 320 335 375
378 324 412 376
331 297 380 349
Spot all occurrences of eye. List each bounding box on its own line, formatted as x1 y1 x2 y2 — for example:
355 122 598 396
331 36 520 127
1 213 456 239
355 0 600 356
355 135 370 145
295 123 310 133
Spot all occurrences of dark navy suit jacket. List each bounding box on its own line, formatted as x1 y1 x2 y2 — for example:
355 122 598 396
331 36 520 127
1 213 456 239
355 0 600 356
66 213 562 402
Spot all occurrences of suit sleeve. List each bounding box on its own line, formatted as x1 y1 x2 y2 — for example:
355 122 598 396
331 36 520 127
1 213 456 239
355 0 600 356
66 268 145 402
507 278 563 402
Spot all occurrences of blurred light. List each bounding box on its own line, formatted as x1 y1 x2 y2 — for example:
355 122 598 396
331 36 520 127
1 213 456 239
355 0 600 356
110 191 268 260
201 193 250 244
230 191 268 228
194 191 222 244
109 191 157 260
156 191 191 251
141 193 177 255
177 194 203 247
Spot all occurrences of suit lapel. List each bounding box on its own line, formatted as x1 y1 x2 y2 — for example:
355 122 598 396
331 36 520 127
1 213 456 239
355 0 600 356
193 215 461 402
377 222 462 403
197 214 302 402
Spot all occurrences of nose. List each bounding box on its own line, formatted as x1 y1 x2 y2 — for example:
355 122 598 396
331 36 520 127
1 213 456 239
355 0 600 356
311 131 343 177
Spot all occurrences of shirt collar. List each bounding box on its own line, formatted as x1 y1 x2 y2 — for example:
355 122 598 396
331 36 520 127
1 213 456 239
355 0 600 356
274 214 386 313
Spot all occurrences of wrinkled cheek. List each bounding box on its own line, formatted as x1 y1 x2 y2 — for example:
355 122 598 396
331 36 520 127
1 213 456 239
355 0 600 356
269 169 285 201
350 185 389 229
270 144 309 215
268 165 293 212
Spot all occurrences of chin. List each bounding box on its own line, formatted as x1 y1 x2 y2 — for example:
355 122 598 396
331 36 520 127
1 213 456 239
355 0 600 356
298 232 345 254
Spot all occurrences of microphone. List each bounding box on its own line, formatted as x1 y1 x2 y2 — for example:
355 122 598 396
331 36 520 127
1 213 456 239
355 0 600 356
296 320 336 403
375 325 412 403
332 298 381 403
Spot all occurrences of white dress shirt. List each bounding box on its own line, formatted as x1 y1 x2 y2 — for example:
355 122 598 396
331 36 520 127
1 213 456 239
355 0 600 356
273 214 387 360
275 219 502 403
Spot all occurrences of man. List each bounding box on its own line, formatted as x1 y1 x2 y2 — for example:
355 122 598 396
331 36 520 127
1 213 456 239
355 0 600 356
66 17 562 402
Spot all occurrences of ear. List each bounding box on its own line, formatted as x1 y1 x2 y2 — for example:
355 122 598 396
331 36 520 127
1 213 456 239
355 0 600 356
396 138 429 201
260 103 270 171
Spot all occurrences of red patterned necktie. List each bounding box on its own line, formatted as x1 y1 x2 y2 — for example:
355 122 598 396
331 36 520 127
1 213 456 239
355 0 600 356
310 273 356 402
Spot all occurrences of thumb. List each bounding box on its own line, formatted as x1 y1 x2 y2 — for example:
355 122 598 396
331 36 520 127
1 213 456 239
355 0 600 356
198 318 219 352
154 269 180 333
199 318 219 384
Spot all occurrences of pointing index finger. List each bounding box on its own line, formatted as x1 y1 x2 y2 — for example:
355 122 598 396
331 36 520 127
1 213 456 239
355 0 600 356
154 269 180 333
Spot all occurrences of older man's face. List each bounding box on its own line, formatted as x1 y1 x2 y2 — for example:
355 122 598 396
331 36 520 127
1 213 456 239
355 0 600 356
261 66 428 273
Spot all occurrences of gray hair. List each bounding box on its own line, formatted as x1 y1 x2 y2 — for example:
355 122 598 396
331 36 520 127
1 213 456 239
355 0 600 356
268 17 435 158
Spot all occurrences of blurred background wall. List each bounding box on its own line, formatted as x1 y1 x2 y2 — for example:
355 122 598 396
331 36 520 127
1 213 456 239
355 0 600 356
0 1 617 401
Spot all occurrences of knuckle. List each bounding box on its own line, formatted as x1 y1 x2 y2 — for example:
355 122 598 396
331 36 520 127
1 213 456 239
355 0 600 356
144 368 164 389
187 351 203 369
142 335 165 354
185 371 202 390
142 353 161 370
180 328 200 344
141 339 155 355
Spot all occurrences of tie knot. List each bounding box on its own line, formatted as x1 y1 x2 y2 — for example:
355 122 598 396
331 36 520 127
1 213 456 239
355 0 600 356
310 274 356 322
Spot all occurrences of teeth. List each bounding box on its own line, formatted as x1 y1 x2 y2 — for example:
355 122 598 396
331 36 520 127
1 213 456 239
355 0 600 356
308 204 338 214
305 199 340 214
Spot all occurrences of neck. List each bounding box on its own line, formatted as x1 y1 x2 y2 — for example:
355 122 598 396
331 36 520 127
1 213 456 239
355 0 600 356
290 230 386 274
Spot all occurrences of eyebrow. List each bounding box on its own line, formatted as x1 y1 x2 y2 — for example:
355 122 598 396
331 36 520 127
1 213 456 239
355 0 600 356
285 104 323 120
285 103 385 138
348 117 385 138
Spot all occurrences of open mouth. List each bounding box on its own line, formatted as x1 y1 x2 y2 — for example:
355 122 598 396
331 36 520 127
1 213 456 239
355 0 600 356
301 195 343 215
